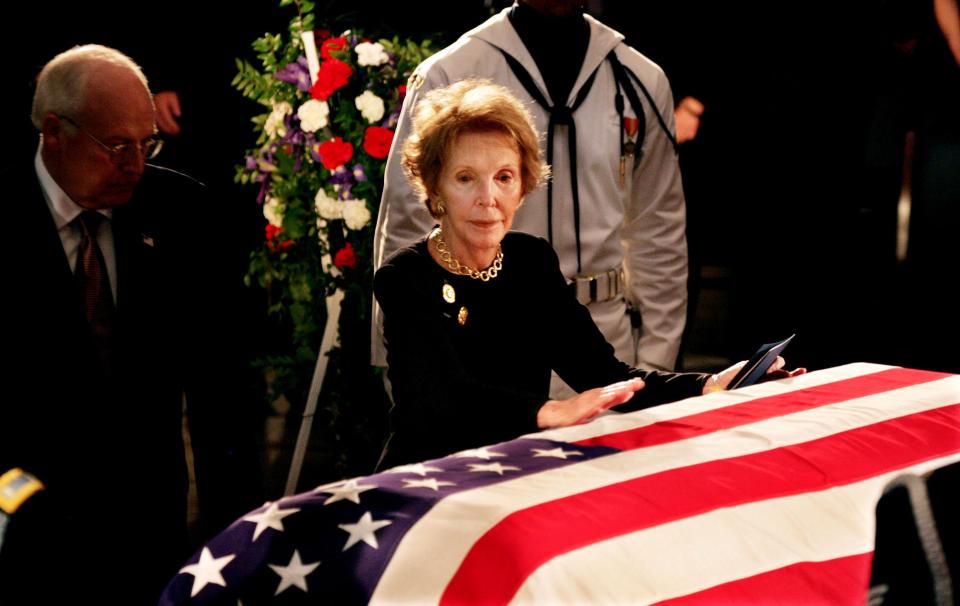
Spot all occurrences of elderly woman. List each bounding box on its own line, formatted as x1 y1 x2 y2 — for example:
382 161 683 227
374 80 792 467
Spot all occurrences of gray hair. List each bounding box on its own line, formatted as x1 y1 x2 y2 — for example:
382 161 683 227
31 44 151 128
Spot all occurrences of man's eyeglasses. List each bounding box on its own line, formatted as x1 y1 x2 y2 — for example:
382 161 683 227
58 115 163 162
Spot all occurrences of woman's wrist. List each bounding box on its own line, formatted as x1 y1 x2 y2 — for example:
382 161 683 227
702 373 724 394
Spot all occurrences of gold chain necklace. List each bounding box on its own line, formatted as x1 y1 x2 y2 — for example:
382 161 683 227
434 230 503 282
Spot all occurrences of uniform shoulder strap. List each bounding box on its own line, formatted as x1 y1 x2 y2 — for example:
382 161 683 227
607 50 679 155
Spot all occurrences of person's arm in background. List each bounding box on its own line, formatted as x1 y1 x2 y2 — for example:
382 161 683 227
674 95 704 144
154 91 182 136
619 48 688 372
934 0 960 65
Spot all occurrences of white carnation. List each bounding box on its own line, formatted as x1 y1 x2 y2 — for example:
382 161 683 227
314 188 343 220
355 41 389 67
354 90 385 124
342 198 372 230
296 99 330 132
316 218 329 244
264 101 292 139
263 196 284 227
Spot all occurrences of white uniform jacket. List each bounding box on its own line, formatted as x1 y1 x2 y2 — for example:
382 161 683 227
372 8 688 372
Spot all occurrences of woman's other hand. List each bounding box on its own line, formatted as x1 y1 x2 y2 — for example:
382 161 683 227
537 378 645 429
705 357 807 394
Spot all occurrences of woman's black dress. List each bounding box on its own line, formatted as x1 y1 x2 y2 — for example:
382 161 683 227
374 232 708 466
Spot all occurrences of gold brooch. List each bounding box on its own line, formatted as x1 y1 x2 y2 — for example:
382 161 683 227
457 306 468 326
442 283 456 304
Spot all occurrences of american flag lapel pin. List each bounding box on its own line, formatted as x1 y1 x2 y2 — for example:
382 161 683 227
142 234 155 247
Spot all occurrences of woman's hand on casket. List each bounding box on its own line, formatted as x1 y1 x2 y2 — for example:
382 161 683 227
537 378 646 429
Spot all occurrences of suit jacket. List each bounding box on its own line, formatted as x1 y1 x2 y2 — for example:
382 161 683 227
0 162 261 604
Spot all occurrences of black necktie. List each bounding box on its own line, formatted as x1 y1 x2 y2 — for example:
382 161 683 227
499 50 599 274
76 211 115 369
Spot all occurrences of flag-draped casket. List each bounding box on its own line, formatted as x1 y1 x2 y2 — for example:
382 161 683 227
160 363 960 604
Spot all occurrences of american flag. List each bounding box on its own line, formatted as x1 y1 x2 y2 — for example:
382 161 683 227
159 363 960 604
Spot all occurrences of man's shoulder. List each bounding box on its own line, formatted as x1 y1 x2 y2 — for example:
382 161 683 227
129 165 205 216
413 13 508 84
139 164 205 195
610 40 669 84
122 165 207 244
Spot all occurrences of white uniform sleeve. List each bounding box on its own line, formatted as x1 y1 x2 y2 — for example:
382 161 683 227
621 54 688 371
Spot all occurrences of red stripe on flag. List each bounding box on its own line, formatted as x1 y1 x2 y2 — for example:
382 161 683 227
651 554 874 606
440 404 960 605
576 367 949 451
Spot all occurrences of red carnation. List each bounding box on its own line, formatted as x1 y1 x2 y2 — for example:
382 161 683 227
310 59 352 101
318 136 354 170
265 224 293 252
363 126 394 159
333 242 358 269
321 36 347 60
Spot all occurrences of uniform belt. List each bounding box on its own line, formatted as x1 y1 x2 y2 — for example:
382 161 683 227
569 268 625 305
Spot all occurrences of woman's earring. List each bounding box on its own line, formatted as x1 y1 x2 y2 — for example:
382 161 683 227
436 198 446 217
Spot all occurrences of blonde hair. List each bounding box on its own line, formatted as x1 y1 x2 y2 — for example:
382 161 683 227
402 79 549 219
32 44 150 128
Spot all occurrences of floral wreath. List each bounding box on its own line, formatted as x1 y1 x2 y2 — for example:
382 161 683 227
234 0 434 472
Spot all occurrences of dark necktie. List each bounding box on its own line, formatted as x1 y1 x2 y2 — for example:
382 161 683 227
498 50 599 274
76 211 115 370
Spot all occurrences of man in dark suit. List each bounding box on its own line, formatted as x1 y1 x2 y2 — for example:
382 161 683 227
0 45 262 604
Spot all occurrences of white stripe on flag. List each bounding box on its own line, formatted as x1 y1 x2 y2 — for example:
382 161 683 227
370 370 960 603
511 454 960 605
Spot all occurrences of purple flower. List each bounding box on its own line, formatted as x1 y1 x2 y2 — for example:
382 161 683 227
352 163 367 182
274 56 312 92
256 178 269 205
329 165 354 187
281 116 305 146
385 108 401 130
328 165 356 199
245 155 258 170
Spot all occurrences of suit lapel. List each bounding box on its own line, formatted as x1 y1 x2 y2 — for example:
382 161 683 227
18 169 85 316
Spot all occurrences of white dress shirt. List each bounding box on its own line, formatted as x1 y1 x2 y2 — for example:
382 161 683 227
34 146 117 303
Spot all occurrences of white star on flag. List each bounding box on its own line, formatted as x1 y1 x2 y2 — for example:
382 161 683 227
268 549 321 595
467 462 521 475
318 479 377 505
454 447 506 460
179 547 235 597
242 502 300 540
402 477 456 491
339 511 393 551
531 447 583 459
385 463 442 476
